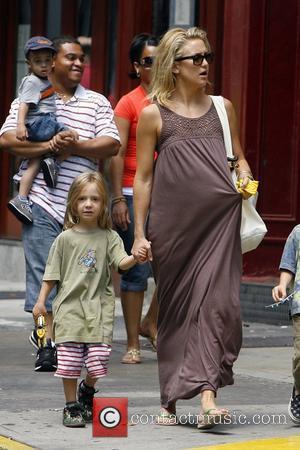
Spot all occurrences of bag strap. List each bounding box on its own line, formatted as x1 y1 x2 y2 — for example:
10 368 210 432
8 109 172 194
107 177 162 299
211 95 259 208
210 95 233 158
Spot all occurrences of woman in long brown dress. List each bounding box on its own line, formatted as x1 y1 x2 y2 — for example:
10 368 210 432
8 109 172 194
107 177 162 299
132 27 253 428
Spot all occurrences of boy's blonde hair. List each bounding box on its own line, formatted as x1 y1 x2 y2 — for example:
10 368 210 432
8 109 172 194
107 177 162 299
64 171 112 230
149 27 211 106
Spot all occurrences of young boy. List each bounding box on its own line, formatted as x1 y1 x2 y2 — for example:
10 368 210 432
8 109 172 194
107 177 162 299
7 36 78 224
272 224 300 424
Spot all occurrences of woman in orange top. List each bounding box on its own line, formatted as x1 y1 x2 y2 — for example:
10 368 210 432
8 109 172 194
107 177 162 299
110 34 159 364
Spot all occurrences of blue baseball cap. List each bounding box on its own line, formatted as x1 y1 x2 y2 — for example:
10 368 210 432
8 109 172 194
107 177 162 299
24 36 56 58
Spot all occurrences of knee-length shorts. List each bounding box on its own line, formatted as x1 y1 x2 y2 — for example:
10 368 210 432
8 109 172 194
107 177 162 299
55 343 111 379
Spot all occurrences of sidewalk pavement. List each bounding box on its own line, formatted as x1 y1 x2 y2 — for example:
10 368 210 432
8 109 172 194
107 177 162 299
0 297 298 450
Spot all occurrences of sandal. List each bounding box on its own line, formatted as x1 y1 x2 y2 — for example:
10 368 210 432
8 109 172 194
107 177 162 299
121 349 141 364
155 409 177 426
197 408 230 430
139 330 157 352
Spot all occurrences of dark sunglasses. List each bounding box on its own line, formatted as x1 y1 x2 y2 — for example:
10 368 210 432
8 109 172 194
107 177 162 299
139 56 155 67
175 52 214 66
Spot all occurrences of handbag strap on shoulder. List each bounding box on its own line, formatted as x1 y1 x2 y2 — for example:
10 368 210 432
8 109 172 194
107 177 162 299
210 95 233 158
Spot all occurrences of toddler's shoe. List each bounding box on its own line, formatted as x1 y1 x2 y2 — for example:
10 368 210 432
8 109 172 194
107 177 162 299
29 329 39 349
63 402 85 428
41 157 59 188
34 338 57 372
78 380 98 422
7 195 33 224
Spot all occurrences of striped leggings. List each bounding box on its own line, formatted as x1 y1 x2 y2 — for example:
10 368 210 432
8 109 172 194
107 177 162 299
55 342 111 379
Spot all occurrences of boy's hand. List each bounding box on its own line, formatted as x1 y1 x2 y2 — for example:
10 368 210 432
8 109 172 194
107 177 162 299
16 124 28 141
272 285 287 303
32 302 47 318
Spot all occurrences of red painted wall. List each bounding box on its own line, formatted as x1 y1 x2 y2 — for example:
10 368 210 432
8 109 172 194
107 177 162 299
1 0 300 280
221 0 300 276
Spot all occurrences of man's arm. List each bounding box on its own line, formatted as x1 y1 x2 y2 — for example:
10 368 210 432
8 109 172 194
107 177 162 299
62 135 120 159
48 94 121 159
0 131 50 158
73 96 120 159
0 97 50 158
0 129 120 160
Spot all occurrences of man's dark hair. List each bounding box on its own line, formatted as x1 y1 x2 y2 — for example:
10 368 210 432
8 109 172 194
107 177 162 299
52 36 82 52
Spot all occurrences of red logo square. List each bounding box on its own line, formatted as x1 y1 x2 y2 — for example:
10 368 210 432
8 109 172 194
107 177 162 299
93 397 128 437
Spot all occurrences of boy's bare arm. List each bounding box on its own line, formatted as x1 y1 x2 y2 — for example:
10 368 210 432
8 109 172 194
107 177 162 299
16 103 29 141
32 280 57 317
272 270 294 302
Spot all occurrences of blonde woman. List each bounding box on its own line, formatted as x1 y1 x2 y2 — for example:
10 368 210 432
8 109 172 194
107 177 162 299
132 27 253 428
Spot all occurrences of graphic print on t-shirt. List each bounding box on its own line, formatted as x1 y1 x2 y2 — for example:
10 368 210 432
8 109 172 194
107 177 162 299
78 249 97 272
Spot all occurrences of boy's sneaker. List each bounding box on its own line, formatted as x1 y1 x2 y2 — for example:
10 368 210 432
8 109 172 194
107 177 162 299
29 329 55 350
41 157 59 188
288 387 300 423
7 196 33 225
77 380 98 422
29 329 39 349
35 338 57 372
63 402 85 428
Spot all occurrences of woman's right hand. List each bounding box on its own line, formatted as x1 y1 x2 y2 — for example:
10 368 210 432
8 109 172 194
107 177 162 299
32 302 47 318
112 202 130 231
132 237 152 262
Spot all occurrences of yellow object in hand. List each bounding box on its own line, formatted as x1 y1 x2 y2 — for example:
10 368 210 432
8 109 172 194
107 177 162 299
36 314 46 347
236 179 259 199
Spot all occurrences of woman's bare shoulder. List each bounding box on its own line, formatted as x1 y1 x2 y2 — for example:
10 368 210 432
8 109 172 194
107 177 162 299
139 104 161 133
140 103 160 120
223 97 237 122
223 97 234 111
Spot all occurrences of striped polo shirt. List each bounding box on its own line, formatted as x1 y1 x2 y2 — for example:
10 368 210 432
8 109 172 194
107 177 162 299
0 84 120 224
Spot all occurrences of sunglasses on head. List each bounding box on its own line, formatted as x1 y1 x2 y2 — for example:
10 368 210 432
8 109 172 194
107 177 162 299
175 52 214 66
139 56 155 67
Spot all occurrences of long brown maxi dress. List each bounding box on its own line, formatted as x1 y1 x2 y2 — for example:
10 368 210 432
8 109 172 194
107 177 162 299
147 102 242 409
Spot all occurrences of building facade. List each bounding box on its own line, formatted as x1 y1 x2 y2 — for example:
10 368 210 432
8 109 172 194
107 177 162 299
0 0 299 278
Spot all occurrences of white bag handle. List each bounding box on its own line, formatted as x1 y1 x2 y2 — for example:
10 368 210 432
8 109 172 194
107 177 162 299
210 95 233 158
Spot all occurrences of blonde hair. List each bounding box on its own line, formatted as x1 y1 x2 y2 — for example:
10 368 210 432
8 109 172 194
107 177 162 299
150 27 211 106
64 171 112 230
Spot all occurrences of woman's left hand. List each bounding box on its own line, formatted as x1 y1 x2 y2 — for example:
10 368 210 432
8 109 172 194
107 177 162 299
238 174 251 189
132 237 152 262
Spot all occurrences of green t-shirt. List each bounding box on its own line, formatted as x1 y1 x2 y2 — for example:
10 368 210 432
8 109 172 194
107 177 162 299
43 228 128 344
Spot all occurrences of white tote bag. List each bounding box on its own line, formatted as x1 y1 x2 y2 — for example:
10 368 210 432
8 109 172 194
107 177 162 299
210 95 267 254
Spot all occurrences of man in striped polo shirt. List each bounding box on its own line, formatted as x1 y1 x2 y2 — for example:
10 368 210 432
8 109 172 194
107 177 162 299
0 36 120 371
